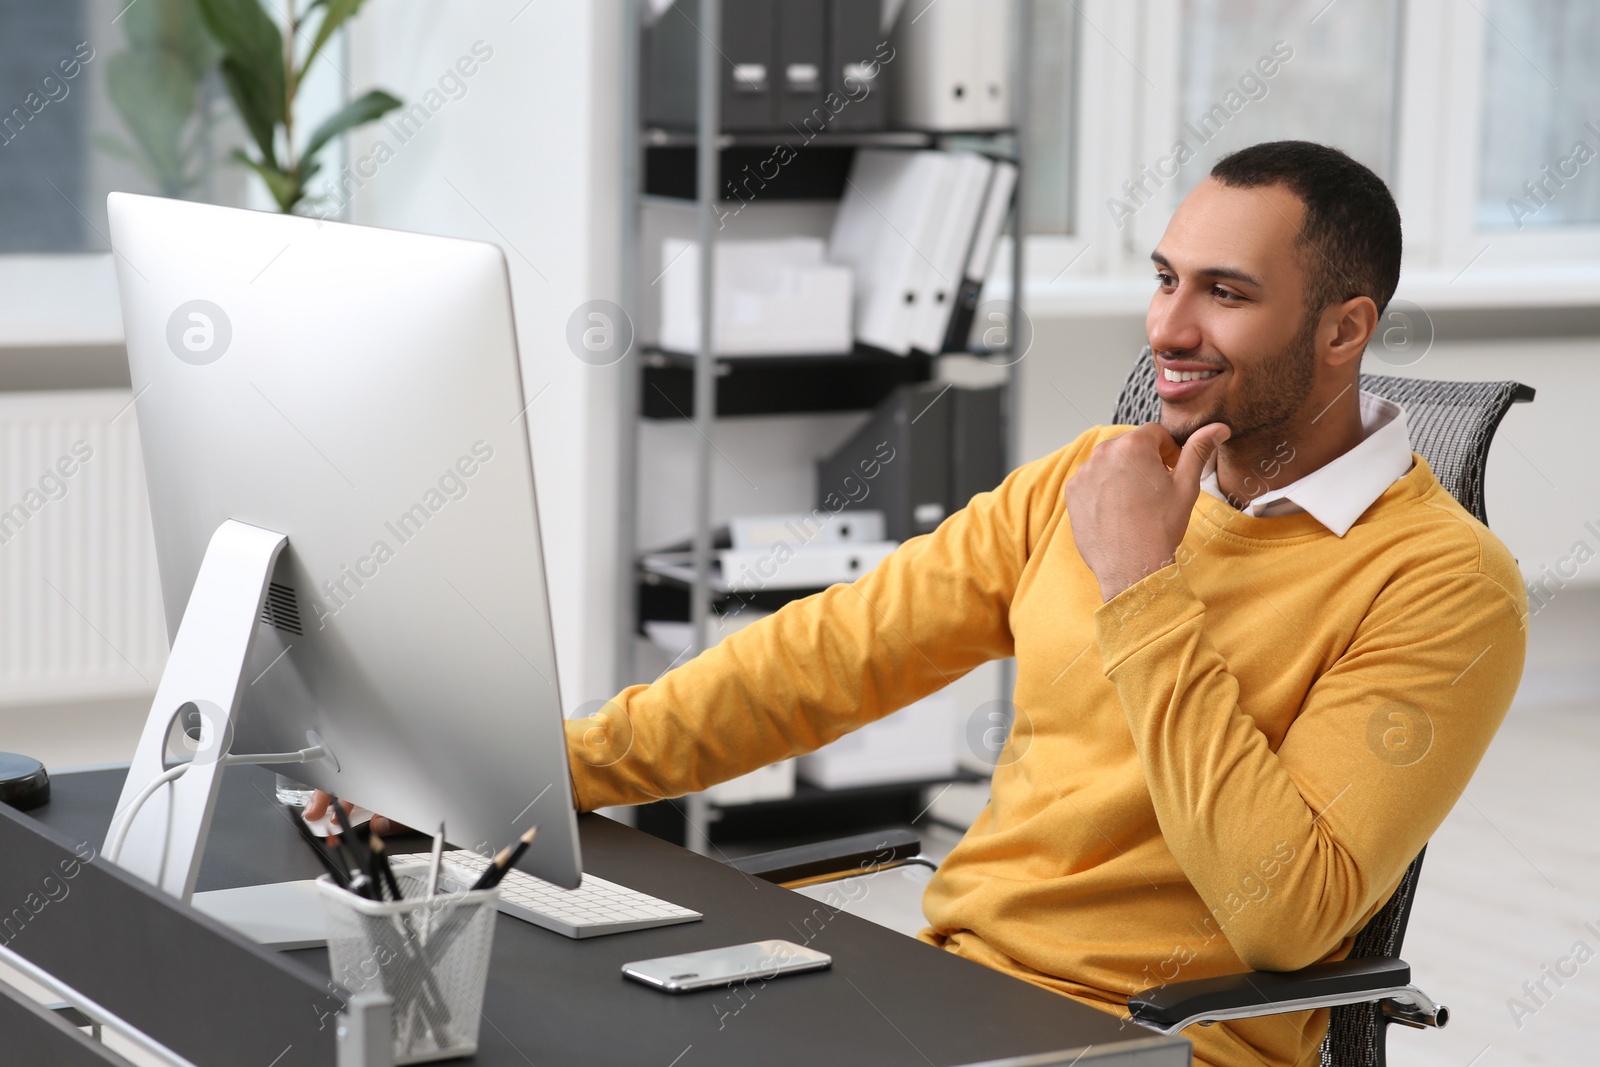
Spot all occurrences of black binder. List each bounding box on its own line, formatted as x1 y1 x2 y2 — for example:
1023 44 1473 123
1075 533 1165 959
644 0 778 131
777 0 827 128
818 381 950 541
826 0 887 130
950 384 1006 507
641 2 696 128
723 0 779 129
816 382 1006 541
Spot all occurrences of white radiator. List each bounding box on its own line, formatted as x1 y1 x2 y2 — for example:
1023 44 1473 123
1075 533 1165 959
0 389 167 706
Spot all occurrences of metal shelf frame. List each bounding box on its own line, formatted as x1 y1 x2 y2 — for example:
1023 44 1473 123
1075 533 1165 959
616 0 1030 851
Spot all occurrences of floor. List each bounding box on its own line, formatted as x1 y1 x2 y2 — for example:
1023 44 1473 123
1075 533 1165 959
2 698 1595 1065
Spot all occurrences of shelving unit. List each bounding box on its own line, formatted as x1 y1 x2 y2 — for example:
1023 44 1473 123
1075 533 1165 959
639 346 934 418
617 0 1028 852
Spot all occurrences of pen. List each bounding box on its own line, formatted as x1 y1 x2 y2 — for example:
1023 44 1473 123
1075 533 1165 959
369 831 404 902
330 796 378 900
470 826 538 891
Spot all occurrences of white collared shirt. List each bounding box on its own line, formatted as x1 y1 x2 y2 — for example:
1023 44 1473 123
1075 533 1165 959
1198 390 1413 537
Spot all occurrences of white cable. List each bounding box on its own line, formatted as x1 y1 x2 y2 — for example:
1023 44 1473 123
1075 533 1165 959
220 747 325 767
106 763 190 864
106 746 327 863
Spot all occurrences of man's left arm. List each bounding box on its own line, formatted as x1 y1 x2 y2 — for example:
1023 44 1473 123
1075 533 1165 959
1094 562 1525 972
1067 422 1526 971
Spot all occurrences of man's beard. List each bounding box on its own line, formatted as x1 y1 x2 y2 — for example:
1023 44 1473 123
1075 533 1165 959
1161 313 1319 449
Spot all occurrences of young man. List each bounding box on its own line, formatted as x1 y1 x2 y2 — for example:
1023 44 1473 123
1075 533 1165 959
571 141 1528 1066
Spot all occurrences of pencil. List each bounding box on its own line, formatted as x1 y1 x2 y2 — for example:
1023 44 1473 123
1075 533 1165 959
469 826 538 891
425 822 445 901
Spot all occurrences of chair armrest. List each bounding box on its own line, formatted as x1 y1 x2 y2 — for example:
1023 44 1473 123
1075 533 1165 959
1128 957 1445 1034
728 828 926 886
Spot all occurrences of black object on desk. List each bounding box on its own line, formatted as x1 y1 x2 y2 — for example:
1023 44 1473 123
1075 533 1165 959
0 782 349 1067
0 752 50 810
28 766 1189 1066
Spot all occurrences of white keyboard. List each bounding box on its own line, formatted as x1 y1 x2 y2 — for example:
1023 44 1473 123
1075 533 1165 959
393 851 702 940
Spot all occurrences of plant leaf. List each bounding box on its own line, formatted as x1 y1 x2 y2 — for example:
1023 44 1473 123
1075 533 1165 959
302 0 366 78
122 0 222 80
217 55 281 167
194 0 286 135
232 148 302 213
302 88 401 162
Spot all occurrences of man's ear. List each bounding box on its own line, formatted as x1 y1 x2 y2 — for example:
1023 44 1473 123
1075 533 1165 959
1323 296 1378 368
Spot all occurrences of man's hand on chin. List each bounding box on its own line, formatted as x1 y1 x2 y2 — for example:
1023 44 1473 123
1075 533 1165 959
1065 422 1231 602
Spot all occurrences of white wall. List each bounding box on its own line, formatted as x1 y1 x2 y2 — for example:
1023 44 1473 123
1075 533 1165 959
346 2 626 712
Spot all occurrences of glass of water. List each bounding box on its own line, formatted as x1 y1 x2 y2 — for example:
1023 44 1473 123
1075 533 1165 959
276 772 316 807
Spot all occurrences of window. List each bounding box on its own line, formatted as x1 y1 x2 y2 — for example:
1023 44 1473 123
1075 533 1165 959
1175 0 1400 195
1022 0 1080 236
0 1 350 347
0 6 93 252
1475 0 1600 231
0 1 248 255
0 1 352 257
1020 0 1600 296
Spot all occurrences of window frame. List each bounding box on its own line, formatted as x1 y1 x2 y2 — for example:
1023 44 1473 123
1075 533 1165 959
0 19 349 348
1022 0 1600 309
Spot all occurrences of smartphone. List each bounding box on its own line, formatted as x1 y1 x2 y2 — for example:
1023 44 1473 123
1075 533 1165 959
621 939 832 993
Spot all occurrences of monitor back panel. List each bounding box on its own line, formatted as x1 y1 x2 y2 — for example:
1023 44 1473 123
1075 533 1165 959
107 193 581 887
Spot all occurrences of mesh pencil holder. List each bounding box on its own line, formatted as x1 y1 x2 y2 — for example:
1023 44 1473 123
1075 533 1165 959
317 872 500 1064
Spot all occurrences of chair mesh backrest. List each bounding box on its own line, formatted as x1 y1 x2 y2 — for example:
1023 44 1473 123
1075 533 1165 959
1111 349 1532 1066
1318 849 1426 1067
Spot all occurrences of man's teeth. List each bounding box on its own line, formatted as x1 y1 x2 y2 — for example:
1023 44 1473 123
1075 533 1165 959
1163 367 1222 383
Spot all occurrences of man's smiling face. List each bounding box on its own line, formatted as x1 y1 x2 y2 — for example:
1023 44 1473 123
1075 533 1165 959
1146 177 1322 448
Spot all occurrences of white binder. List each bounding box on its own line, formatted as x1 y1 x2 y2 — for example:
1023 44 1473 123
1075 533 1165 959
973 0 1014 129
729 510 887 549
889 0 1012 131
828 149 956 355
909 152 994 354
943 159 1017 353
966 161 1018 283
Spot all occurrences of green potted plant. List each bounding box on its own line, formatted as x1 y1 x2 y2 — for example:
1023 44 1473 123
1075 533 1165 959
195 0 401 214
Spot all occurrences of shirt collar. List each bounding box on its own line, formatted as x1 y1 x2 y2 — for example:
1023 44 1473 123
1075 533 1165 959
1199 390 1413 537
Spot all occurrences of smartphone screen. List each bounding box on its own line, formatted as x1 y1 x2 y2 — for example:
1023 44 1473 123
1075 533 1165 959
622 939 832 992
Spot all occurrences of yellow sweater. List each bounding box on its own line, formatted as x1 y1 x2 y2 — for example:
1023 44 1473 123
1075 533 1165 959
566 426 1527 1066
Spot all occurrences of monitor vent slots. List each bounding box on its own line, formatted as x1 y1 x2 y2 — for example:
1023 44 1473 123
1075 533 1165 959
259 582 304 636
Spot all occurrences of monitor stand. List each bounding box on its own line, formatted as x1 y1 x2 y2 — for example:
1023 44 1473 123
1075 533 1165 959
105 519 332 949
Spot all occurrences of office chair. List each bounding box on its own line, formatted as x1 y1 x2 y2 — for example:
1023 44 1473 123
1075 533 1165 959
730 347 1536 1067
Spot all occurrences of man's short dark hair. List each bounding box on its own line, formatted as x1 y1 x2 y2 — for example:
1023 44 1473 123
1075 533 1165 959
1209 141 1402 317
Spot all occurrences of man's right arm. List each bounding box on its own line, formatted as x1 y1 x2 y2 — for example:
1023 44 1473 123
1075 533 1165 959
563 432 1095 811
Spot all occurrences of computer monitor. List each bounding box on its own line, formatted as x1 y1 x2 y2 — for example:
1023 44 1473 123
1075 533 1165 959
103 192 582 898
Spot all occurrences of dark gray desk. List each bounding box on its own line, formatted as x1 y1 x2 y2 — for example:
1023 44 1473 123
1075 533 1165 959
31 767 1188 1066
